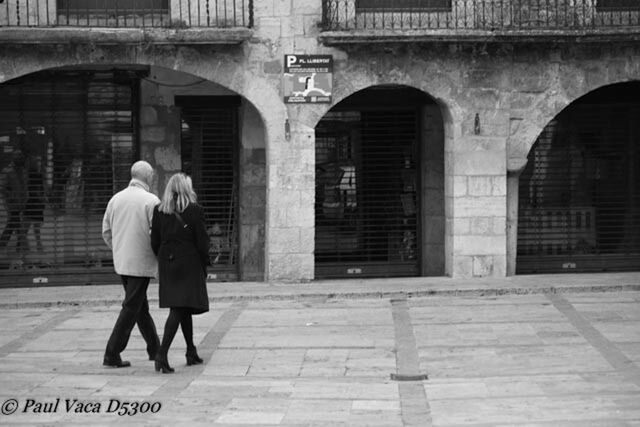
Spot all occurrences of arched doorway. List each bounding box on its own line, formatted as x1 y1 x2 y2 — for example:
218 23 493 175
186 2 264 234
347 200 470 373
314 85 445 279
517 82 640 273
0 67 142 285
0 65 266 286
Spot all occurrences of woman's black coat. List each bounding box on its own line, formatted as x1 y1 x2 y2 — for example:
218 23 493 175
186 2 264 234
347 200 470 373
151 203 210 314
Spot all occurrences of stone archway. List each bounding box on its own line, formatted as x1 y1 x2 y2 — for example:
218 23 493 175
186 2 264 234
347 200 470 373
0 64 268 285
313 84 446 279
506 75 640 275
515 82 640 274
139 66 268 281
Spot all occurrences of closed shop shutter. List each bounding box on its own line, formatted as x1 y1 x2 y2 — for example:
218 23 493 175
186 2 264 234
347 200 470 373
0 69 142 286
176 96 240 281
315 109 420 278
517 100 640 273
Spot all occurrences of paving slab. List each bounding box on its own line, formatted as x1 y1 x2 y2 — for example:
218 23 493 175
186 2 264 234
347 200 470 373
0 276 639 425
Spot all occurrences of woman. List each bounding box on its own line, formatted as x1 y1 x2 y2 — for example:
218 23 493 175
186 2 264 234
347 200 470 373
151 173 210 373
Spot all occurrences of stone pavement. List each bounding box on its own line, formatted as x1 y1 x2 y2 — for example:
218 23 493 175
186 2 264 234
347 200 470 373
0 273 638 426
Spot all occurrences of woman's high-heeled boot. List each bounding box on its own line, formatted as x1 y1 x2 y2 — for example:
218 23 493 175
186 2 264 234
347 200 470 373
186 346 203 366
154 351 175 374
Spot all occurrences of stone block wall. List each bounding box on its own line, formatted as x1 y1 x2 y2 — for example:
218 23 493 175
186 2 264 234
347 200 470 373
266 123 316 282
449 64 509 276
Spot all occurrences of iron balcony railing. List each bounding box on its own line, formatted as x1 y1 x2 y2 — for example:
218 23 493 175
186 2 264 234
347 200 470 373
0 0 253 28
322 0 640 31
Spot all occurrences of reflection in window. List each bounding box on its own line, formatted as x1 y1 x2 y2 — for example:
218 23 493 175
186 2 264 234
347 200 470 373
0 69 141 270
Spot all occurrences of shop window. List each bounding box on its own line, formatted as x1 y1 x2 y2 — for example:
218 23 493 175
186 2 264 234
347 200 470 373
356 0 451 11
596 0 640 11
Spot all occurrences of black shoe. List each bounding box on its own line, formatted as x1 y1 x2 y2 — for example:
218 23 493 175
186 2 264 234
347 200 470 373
154 354 174 374
186 347 203 366
103 356 131 368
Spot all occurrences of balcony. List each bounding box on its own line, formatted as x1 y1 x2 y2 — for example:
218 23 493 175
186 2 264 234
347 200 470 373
0 0 253 45
320 0 640 44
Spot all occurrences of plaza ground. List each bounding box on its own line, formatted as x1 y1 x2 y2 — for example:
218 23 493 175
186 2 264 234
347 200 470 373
0 273 639 426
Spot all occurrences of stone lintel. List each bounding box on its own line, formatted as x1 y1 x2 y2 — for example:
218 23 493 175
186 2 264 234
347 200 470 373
0 27 252 45
319 28 640 46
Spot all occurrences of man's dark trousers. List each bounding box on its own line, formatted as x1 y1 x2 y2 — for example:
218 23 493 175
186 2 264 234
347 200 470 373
105 275 160 361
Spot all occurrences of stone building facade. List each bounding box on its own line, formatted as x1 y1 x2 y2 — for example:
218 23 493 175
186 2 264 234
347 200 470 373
0 0 639 285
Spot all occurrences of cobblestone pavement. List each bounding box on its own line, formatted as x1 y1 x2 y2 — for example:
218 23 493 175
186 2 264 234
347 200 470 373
0 288 639 425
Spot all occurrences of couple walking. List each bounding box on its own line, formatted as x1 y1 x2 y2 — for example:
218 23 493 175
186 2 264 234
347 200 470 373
101 160 209 374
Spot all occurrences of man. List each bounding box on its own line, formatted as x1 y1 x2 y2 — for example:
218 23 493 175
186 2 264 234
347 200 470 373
102 160 160 368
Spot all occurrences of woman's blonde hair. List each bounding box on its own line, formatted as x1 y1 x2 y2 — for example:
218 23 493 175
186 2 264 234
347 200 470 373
158 173 197 214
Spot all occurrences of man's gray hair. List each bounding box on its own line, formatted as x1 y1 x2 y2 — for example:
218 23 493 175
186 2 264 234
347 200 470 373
130 160 154 185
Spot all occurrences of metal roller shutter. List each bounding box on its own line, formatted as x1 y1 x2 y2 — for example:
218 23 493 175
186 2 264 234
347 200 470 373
0 69 142 286
176 96 239 281
517 96 640 273
315 109 420 278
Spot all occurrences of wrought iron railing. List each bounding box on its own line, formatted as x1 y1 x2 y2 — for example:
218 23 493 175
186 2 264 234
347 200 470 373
322 0 640 31
0 0 253 27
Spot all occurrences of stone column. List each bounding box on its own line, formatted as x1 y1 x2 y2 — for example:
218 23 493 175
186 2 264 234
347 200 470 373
506 170 520 276
450 110 508 278
506 156 528 276
265 109 315 282
239 102 266 281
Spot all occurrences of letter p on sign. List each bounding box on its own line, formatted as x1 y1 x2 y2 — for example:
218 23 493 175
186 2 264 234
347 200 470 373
286 55 297 68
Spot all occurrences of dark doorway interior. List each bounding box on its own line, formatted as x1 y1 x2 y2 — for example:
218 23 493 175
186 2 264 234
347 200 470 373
0 68 143 286
314 86 444 279
176 96 240 281
517 83 640 273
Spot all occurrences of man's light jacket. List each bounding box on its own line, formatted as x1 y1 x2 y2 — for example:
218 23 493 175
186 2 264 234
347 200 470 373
102 179 160 278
